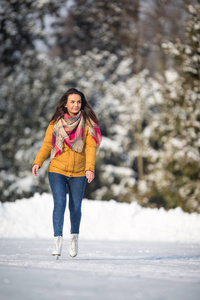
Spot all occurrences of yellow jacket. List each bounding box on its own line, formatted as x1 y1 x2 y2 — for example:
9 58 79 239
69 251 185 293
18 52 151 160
33 122 97 177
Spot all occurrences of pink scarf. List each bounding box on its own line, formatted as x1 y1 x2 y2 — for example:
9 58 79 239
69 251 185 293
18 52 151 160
50 112 102 160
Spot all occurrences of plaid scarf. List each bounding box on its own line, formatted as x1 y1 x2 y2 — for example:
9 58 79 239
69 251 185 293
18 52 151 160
50 112 102 160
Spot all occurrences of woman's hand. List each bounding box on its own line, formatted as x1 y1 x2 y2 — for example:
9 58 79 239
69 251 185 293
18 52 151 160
86 170 95 183
32 164 40 176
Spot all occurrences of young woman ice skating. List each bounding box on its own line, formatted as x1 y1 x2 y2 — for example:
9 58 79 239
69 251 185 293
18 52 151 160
32 88 101 259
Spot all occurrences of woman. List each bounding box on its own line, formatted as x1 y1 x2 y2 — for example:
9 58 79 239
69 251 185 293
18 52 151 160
32 88 101 259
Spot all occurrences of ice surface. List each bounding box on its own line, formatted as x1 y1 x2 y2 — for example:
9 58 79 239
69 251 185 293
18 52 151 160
0 194 200 299
0 239 200 300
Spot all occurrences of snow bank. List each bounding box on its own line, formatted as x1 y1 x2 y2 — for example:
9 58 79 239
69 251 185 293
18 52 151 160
0 193 200 243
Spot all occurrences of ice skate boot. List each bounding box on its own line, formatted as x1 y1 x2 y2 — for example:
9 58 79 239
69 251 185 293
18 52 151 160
69 234 79 258
52 236 63 260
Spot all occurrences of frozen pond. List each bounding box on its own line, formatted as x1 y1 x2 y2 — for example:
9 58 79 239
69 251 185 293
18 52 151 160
0 239 200 300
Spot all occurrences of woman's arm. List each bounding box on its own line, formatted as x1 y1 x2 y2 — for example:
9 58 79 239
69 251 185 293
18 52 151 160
85 128 97 182
32 123 54 169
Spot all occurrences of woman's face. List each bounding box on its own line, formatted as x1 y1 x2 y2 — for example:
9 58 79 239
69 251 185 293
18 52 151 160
65 94 82 117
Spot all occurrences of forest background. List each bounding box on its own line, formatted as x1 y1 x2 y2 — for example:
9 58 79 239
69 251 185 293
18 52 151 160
0 0 199 213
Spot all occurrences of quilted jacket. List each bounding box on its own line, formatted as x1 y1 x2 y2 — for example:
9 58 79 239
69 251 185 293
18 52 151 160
32 122 97 177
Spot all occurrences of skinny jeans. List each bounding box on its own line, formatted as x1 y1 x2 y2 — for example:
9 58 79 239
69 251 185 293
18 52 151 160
48 172 87 236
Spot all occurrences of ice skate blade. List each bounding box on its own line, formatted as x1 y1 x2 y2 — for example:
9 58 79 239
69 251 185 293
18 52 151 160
69 254 77 258
52 254 60 260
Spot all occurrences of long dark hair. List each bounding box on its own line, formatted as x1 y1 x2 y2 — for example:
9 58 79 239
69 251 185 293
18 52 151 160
50 88 99 125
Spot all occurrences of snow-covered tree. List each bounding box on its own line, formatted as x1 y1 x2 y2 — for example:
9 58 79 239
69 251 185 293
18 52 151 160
90 66 163 203
50 0 140 59
1 0 199 215
0 0 67 202
138 1 200 213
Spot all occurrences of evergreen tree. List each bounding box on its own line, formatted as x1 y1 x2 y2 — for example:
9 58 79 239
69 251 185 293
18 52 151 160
91 67 163 203
0 0 67 202
2 0 198 214
51 0 140 56
139 1 200 212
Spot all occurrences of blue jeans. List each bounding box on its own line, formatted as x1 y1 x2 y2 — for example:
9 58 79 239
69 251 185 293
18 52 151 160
48 172 87 236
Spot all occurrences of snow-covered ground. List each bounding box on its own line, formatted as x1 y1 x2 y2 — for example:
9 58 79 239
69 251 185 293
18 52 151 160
0 193 200 300
0 193 200 243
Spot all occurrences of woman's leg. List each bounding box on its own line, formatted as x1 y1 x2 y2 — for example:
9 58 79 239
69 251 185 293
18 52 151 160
48 172 67 237
67 176 87 234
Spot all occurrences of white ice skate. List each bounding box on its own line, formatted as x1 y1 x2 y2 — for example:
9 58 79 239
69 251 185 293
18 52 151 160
69 234 79 258
52 236 63 260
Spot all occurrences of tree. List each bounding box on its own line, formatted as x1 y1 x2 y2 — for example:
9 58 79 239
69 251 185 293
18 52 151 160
140 0 187 74
50 0 139 56
0 0 67 202
91 67 163 203
139 1 200 212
